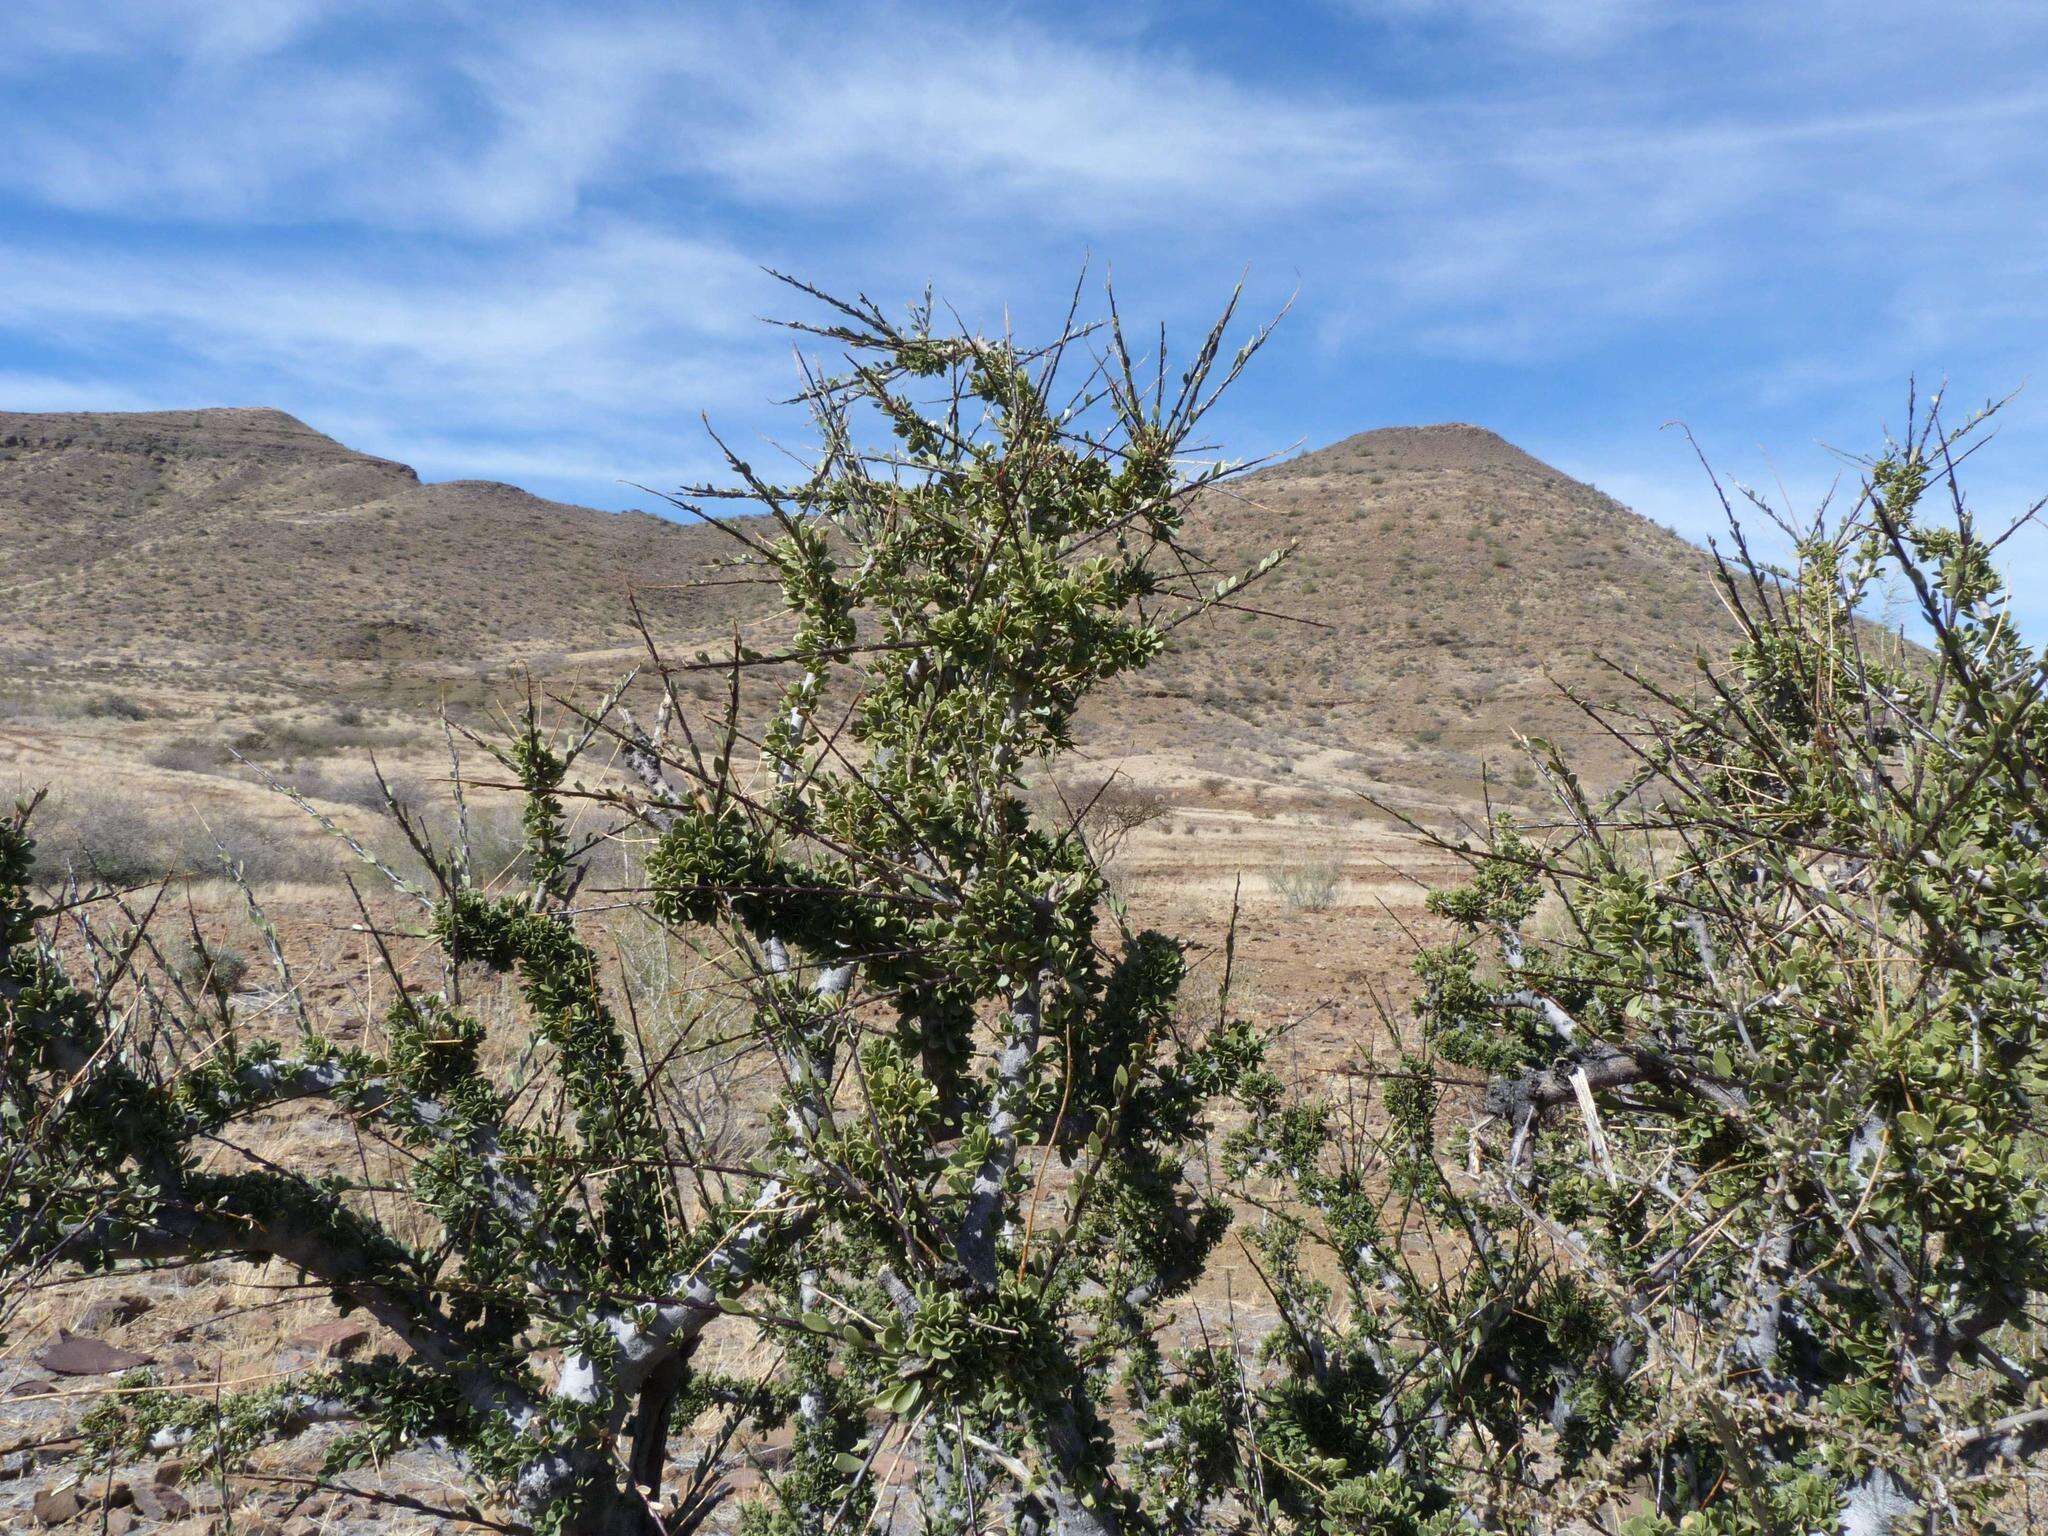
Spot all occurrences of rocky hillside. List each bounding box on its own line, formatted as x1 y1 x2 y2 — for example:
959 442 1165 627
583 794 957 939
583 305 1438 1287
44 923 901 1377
0 408 1736 803
0 408 742 679
1109 422 1736 799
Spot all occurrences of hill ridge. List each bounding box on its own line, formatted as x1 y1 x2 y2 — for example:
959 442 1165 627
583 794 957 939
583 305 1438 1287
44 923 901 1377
0 405 1734 803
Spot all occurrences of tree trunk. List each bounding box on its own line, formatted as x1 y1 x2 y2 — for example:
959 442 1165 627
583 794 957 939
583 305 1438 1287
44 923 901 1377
628 1354 685 1513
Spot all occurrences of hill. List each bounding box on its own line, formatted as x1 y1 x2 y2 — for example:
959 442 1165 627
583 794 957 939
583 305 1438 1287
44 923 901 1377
0 408 1735 809
1100 422 1734 800
0 408 745 685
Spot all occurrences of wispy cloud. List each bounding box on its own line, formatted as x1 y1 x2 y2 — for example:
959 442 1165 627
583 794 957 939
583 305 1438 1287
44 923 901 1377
0 220 773 413
0 4 1415 232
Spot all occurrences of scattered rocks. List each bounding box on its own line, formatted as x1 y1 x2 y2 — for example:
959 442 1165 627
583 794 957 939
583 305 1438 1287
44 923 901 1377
77 1292 153 1334
35 1330 154 1376
29 1478 138 1524
286 1319 371 1360
186 1481 226 1513
164 1351 209 1381
132 1480 193 1522
32 1484 83 1526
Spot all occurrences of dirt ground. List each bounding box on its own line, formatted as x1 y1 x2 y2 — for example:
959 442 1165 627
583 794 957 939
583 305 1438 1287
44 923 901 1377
0 680 1493 1536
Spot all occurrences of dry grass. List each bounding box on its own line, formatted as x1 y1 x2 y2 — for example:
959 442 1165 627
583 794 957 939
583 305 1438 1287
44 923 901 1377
31 786 332 887
1269 858 1341 912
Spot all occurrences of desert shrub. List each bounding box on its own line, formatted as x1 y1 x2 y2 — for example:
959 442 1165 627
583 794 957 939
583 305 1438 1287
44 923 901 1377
303 767 424 815
168 935 250 1005
232 716 410 765
147 736 231 774
4 279 1283 1536
353 785 539 891
81 692 148 720
1268 858 1339 912
1061 774 1170 865
1235 402 2048 1532
32 790 328 887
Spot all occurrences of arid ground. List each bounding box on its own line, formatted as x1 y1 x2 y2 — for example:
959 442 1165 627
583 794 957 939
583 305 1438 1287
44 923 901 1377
0 408 1736 1534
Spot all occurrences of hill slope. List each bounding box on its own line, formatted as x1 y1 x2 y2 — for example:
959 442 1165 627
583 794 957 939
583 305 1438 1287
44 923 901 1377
1108 422 1735 799
0 408 1734 804
0 408 743 680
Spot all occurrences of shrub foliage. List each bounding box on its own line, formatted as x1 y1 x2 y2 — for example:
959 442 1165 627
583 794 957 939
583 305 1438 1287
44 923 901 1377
0 282 1284 1536
1231 398 2048 1533
6 282 2048 1536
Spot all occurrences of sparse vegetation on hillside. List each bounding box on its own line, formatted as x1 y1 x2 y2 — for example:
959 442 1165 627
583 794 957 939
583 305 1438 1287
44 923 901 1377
1 395 1737 814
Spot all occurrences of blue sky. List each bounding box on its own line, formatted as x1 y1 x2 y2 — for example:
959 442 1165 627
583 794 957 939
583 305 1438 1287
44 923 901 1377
6 2 2048 619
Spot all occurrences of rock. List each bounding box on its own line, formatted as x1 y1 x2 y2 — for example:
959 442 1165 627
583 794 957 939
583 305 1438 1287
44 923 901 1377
78 1292 152 1333
33 1485 82 1525
105 1512 137 1536
154 1459 187 1485
286 1319 371 1360
0 1449 31 1481
132 1481 193 1522
35 1330 154 1376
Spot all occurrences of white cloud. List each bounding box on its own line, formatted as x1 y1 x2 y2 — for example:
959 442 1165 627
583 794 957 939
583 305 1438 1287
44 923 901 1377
3 0 353 67
0 220 773 415
0 4 1421 233
677 13 1416 220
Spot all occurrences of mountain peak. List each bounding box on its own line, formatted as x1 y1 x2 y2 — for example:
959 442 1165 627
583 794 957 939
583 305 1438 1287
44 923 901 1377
1284 422 1566 481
